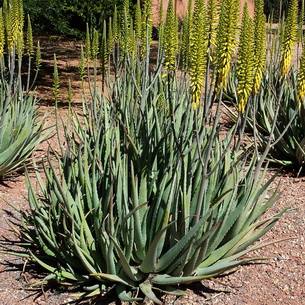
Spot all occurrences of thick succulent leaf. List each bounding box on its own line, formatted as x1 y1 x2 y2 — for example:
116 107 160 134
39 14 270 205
156 213 212 272
139 282 163 305
152 274 211 286
91 273 132 287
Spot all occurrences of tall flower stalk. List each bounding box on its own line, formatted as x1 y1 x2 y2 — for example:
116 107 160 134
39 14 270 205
215 0 239 92
26 14 33 91
189 0 207 109
180 0 193 70
0 9 4 60
237 4 255 113
297 49 305 103
79 44 85 85
141 0 152 56
134 0 142 46
35 40 41 70
52 54 60 103
253 0 266 94
164 0 178 72
280 0 298 76
100 20 108 92
207 0 219 54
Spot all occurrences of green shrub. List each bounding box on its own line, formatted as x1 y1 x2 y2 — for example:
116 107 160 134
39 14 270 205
0 0 45 179
13 54 284 303
248 69 305 169
0 85 44 178
219 0 305 171
3 1 286 303
23 0 124 36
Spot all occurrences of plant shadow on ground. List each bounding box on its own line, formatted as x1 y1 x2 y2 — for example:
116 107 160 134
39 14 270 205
0 219 231 305
0 259 231 305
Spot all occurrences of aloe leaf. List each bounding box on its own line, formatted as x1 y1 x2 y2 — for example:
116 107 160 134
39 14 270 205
110 236 142 282
156 213 210 272
196 257 259 277
116 285 142 302
139 282 163 305
140 222 174 273
30 252 57 273
91 273 132 287
152 274 210 286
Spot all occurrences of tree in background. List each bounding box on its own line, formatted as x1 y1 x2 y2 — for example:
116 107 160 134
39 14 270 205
8 0 304 36
264 0 305 20
19 0 125 36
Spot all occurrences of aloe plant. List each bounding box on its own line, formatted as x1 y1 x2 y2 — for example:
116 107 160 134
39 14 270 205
219 8 305 170
9 51 284 304
225 54 305 169
0 83 44 178
0 0 45 179
241 15 305 170
1 0 287 303
248 68 305 169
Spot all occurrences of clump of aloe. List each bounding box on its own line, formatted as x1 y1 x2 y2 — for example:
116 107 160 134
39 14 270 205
0 0 44 179
6 0 286 304
15 51 283 303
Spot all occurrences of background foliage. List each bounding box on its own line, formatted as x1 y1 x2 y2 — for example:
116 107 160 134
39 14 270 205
3 0 299 36
21 0 125 36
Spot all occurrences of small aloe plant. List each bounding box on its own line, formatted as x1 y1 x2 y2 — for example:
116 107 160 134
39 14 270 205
0 84 45 178
0 0 45 179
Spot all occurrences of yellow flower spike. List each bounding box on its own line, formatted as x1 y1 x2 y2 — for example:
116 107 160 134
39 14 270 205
158 0 165 47
180 15 189 70
5 5 13 52
297 49 305 104
17 0 24 34
108 17 114 54
0 9 5 58
237 4 255 113
26 14 33 56
79 45 85 81
128 19 136 58
112 6 119 43
85 23 91 61
100 20 108 67
189 0 207 109
141 0 152 55
215 0 239 92
164 0 178 72
135 0 142 43
16 29 23 59
11 0 21 48
207 0 220 51
101 20 109 91
121 0 130 51
91 28 99 59
280 0 298 77
180 0 193 71
35 40 41 70
52 54 60 102
253 0 266 94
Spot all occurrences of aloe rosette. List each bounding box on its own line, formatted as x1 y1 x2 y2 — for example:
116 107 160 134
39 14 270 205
0 84 44 178
13 59 283 303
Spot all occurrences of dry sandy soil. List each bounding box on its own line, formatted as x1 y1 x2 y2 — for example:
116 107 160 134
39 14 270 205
0 37 305 305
